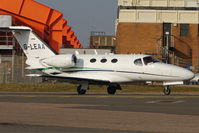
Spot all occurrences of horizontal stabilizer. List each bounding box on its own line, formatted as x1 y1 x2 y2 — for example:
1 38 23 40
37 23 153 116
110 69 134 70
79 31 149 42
26 74 42 77
0 26 32 31
25 67 45 70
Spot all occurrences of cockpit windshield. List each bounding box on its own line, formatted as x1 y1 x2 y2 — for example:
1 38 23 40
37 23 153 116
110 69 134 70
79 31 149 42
143 56 160 65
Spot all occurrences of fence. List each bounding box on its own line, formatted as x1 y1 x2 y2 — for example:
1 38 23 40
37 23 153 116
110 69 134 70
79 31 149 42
0 54 42 83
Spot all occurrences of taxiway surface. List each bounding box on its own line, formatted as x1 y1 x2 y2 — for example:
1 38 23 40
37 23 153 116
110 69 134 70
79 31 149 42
0 92 199 133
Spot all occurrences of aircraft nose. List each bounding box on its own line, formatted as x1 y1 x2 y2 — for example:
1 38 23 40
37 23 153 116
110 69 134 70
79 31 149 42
170 65 195 81
181 68 195 80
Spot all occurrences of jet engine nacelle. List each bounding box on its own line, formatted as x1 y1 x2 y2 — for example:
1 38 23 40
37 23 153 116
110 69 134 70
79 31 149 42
42 54 77 68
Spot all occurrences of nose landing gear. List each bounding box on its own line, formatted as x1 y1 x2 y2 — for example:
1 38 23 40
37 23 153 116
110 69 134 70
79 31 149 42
164 86 171 95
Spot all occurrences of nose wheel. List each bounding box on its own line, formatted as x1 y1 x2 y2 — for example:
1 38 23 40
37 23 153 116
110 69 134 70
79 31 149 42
164 86 171 95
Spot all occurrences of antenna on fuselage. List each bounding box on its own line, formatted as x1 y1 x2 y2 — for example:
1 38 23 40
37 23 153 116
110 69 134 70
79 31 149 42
75 51 79 55
94 50 98 55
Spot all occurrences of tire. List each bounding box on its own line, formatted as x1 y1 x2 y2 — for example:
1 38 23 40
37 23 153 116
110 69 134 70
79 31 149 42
77 85 86 95
164 86 171 95
107 86 116 95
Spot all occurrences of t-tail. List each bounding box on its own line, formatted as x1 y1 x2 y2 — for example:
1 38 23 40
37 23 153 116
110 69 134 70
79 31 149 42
13 27 55 59
4 26 57 69
0 26 76 70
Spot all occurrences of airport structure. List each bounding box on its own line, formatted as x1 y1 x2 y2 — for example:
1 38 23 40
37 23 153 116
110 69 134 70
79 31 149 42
116 0 199 72
90 31 116 52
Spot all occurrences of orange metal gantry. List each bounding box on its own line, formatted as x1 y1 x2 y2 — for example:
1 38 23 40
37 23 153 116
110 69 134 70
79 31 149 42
0 0 83 53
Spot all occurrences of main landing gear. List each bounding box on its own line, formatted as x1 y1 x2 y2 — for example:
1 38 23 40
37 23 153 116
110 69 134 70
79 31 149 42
107 84 122 95
164 86 171 95
77 83 122 95
77 83 89 95
77 85 87 95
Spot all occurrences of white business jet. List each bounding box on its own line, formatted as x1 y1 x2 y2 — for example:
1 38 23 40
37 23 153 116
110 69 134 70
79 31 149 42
1 26 194 95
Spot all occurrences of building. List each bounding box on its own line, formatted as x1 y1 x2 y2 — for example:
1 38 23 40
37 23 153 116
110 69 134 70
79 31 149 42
116 0 199 72
90 31 116 53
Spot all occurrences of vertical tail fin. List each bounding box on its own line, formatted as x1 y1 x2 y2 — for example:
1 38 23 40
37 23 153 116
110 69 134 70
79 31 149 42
0 26 56 69
12 26 55 59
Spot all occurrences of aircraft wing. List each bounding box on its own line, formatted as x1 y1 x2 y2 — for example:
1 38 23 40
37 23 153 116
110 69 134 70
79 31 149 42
27 71 112 85
42 74 111 85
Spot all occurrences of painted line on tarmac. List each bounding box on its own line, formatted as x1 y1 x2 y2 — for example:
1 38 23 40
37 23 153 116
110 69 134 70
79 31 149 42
0 95 163 99
146 100 184 104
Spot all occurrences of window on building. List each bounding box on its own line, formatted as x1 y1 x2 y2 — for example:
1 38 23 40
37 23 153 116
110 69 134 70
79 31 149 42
198 24 199 36
180 24 189 36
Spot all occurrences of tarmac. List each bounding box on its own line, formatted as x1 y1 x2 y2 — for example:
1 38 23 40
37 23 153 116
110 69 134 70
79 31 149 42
0 92 199 133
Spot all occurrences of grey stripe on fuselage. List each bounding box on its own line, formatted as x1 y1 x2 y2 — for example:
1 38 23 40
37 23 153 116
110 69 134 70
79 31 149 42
62 70 179 78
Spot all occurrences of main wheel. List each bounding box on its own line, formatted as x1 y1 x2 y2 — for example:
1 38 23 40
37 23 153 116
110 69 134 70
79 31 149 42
77 85 86 95
107 86 116 95
164 86 171 95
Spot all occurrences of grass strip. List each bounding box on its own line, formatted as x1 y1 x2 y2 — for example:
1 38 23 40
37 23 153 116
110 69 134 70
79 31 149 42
0 83 199 93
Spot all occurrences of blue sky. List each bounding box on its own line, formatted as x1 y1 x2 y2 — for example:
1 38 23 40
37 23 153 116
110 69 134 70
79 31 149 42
36 0 118 48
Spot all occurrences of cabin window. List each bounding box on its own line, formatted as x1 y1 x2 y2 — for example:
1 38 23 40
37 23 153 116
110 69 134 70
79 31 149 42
111 59 118 63
134 58 143 66
90 58 96 63
101 59 107 63
143 56 160 65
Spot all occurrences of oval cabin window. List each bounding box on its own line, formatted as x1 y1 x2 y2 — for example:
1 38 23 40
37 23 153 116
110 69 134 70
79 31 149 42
101 59 107 63
90 58 96 63
111 59 118 63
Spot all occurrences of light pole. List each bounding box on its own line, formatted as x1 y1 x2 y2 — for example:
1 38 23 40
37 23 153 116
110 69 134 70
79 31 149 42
165 31 170 64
